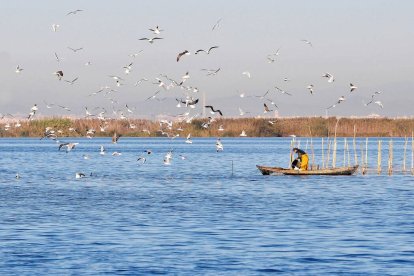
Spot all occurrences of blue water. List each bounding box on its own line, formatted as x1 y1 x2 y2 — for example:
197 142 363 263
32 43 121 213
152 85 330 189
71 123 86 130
1 137 414 275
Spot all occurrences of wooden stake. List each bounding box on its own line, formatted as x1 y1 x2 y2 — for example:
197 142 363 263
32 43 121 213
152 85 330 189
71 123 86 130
365 138 369 171
343 138 347 167
353 125 358 166
403 136 408 173
322 137 325 169
360 142 366 175
388 140 393 175
378 140 382 174
332 119 339 168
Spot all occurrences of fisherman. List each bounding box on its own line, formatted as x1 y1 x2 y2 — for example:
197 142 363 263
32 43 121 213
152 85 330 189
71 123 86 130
291 147 309 170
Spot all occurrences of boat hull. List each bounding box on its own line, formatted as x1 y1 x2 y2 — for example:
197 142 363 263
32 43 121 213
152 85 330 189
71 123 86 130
256 165 359 176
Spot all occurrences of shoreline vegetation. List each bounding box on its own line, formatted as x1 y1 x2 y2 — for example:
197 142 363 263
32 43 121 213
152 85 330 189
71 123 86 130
1 117 414 138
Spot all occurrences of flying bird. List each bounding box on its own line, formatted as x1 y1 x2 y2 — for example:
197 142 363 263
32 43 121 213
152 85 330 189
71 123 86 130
53 70 64 80
195 46 219 55
15 65 23 73
205 105 223 116
350 83 358 92
212 18 222 31
263 103 273 113
64 77 79 85
242 71 251 78
301 39 313 47
364 91 382 106
374 101 384 108
67 9 83 16
322 72 335 83
67 47 83 52
59 142 79 152
177 50 190 62
216 138 224 151
274 86 292 96
139 37 163 44
52 24 60 32
149 25 163 35
307 84 314 95
202 68 221 76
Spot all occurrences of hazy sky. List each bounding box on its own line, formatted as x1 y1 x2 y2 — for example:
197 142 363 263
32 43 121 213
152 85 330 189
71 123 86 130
1 0 414 119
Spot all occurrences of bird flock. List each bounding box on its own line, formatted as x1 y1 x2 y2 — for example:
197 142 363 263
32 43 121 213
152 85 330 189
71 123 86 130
2 8 389 178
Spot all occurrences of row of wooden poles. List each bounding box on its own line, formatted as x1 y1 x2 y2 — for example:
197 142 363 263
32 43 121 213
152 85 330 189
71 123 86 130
290 123 414 175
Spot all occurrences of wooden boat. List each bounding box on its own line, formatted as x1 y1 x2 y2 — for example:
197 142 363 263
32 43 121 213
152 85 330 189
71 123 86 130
256 165 359 176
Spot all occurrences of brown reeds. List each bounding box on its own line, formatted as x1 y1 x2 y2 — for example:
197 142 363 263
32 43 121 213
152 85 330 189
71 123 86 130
2 117 414 138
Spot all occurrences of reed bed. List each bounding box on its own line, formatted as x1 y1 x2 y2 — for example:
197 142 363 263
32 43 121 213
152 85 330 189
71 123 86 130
2 117 414 138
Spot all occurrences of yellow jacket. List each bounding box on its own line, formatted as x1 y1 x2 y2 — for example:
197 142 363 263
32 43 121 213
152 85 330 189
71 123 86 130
300 154 309 170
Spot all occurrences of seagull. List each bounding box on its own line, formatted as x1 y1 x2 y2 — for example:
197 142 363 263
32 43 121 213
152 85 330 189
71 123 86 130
301 39 313 47
67 9 83 16
64 77 79 85
54 52 62 62
364 91 382 106
238 107 250 116
195 46 219 55
205 105 223 116
52 24 60 32
59 142 79 152
374 101 384 108
109 75 124 81
350 83 358 92
177 50 190 62
139 37 163 44
327 96 345 109
27 104 38 120
218 125 225 131
322 72 335 83
216 138 224 151
146 90 161 101
240 130 247 137
185 133 192 144
75 172 86 179
212 18 222 31
307 84 314 95
134 78 149 86
85 107 94 117
274 86 292 96
263 103 273 113
337 96 346 103
123 62 133 74
100 145 106 155
164 151 173 165
15 65 23 73
266 48 280 63
112 152 122 156
125 104 134 113
242 71 251 78
67 47 83 52
202 68 221 76
149 25 163 35
84 61 92 66
128 50 144 58
53 70 64 80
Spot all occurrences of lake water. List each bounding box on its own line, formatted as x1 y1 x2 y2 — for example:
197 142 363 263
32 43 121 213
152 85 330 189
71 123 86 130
1 137 414 275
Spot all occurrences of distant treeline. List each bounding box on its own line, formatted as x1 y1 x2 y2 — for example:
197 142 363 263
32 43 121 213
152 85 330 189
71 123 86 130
1 117 414 138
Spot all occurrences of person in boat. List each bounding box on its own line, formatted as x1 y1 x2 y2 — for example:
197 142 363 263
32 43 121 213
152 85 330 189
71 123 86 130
291 147 309 170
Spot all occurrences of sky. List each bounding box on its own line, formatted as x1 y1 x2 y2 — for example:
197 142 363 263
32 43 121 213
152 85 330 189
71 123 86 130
1 0 414 119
